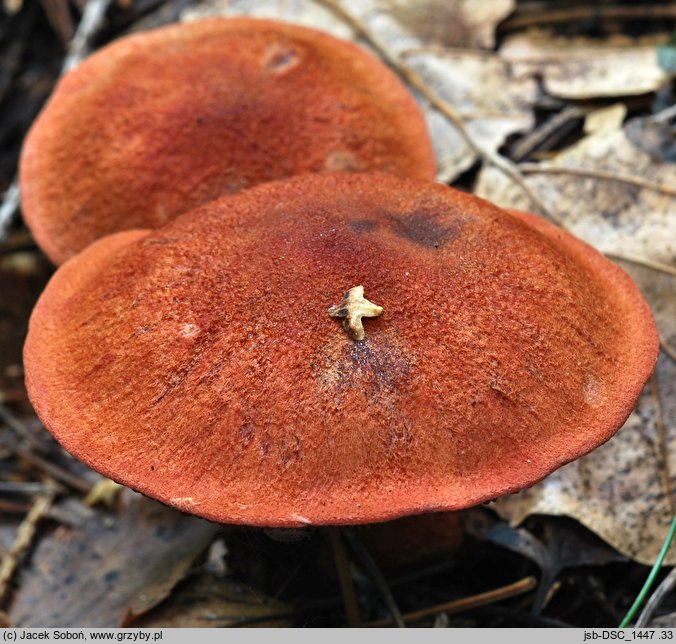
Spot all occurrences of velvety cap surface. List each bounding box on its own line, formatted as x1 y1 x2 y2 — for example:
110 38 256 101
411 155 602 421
24 173 659 526
19 18 436 264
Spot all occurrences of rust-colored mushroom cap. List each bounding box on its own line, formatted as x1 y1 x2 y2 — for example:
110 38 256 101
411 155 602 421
19 18 436 265
24 173 658 526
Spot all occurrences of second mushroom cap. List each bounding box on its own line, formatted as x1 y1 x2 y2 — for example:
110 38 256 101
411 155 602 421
19 17 436 264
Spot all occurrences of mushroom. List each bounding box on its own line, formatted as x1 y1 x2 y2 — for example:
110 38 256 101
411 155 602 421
24 172 659 526
19 17 436 265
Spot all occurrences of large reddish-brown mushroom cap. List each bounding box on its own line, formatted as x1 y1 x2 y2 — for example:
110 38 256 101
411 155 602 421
24 173 658 526
19 17 436 265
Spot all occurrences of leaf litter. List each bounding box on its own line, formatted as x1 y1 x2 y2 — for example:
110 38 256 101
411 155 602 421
8 488 221 627
129 573 290 628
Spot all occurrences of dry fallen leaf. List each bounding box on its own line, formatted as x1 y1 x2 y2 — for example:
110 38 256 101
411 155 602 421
8 489 221 626
464 508 625 611
500 31 670 99
475 120 676 266
129 573 290 628
385 0 515 49
583 104 627 136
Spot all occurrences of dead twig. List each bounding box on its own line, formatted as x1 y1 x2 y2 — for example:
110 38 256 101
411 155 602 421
660 337 676 364
313 0 561 226
501 5 676 31
41 0 75 44
367 576 538 627
0 181 20 243
327 527 361 627
605 253 676 279
343 528 406 628
518 163 676 199
62 0 115 72
651 375 675 517
648 105 676 124
0 481 60 496
0 0 114 241
0 487 55 607
2 432 93 494
510 106 587 161
0 402 44 449
0 499 32 515
636 567 676 628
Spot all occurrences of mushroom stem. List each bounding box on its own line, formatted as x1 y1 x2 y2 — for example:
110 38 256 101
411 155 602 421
328 285 383 341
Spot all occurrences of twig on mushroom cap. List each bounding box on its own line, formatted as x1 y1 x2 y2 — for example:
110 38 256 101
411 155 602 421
328 286 383 342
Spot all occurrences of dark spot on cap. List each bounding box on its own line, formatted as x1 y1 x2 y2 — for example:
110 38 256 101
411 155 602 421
387 212 462 249
314 334 412 399
349 219 378 233
347 340 411 390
